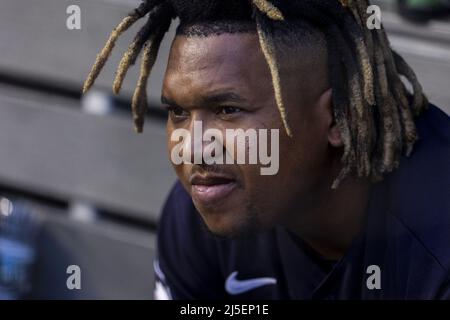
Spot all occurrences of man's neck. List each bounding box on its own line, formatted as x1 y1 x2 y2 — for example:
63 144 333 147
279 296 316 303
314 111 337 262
285 178 371 261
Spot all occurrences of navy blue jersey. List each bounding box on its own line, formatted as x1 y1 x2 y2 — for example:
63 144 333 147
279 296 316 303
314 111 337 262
155 105 450 300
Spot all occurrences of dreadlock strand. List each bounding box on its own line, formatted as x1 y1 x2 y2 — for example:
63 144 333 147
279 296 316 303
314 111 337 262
326 33 355 188
131 16 171 133
113 3 169 94
377 30 423 115
392 78 418 156
347 69 371 177
354 0 375 61
331 166 351 190
82 1 153 94
343 15 375 108
330 24 372 177
131 38 154 133
251 0 284 21
312 1 375 107
374 29 419 156
113 17 153 95
356 36 375 106
131 40 149 132
393 80 418 156
83 16 140 94
371 83 386 177
374 41 402 172
343 0 364 31
392 51 428 115
255 14 293 137
376 29 409 165
379 39 418 156
327 35 353 161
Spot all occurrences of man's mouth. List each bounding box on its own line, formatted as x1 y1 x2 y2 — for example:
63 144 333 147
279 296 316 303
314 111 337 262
189 173 238 205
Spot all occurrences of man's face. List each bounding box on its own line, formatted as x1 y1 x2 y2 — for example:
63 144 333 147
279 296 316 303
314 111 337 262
162 32 338 237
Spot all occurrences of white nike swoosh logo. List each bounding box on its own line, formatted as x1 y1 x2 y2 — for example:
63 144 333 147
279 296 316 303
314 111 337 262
225 271 277 295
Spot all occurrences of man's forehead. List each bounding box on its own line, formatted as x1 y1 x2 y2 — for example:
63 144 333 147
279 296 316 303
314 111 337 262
167 33 262 72
163 33 269 97
162 30 329 105
166 27 326 76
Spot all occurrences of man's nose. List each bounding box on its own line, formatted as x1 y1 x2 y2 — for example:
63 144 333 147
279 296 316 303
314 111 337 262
185 119 225 164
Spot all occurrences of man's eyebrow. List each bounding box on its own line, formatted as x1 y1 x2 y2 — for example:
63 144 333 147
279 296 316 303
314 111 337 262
160 92 247 108
201 92 248 105
160 95 179 107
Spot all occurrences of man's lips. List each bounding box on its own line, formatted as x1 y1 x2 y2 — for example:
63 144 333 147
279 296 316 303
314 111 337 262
189 173 238 205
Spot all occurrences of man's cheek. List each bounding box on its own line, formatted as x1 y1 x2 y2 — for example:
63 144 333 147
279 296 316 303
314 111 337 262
173 164 188 183
167 140 175 164
173 165 192 196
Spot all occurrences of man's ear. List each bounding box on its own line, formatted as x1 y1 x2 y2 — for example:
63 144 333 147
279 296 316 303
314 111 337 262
318 88 343 148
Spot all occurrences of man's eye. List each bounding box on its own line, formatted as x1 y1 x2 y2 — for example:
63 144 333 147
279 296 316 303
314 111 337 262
218 106 242 115
166 106 188 118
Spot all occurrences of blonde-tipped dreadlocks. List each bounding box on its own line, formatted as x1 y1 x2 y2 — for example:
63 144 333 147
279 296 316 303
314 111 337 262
83 0 173 132
83 1 153 94
83 0 428 188
255 12 292 137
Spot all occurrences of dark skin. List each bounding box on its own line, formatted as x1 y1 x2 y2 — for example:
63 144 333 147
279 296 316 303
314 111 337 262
162 32 370 260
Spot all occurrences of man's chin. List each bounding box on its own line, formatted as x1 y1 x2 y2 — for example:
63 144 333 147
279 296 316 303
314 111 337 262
195 206 264 239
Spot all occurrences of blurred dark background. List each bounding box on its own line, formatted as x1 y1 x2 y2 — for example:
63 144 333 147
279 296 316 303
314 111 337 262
0 0 448 299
